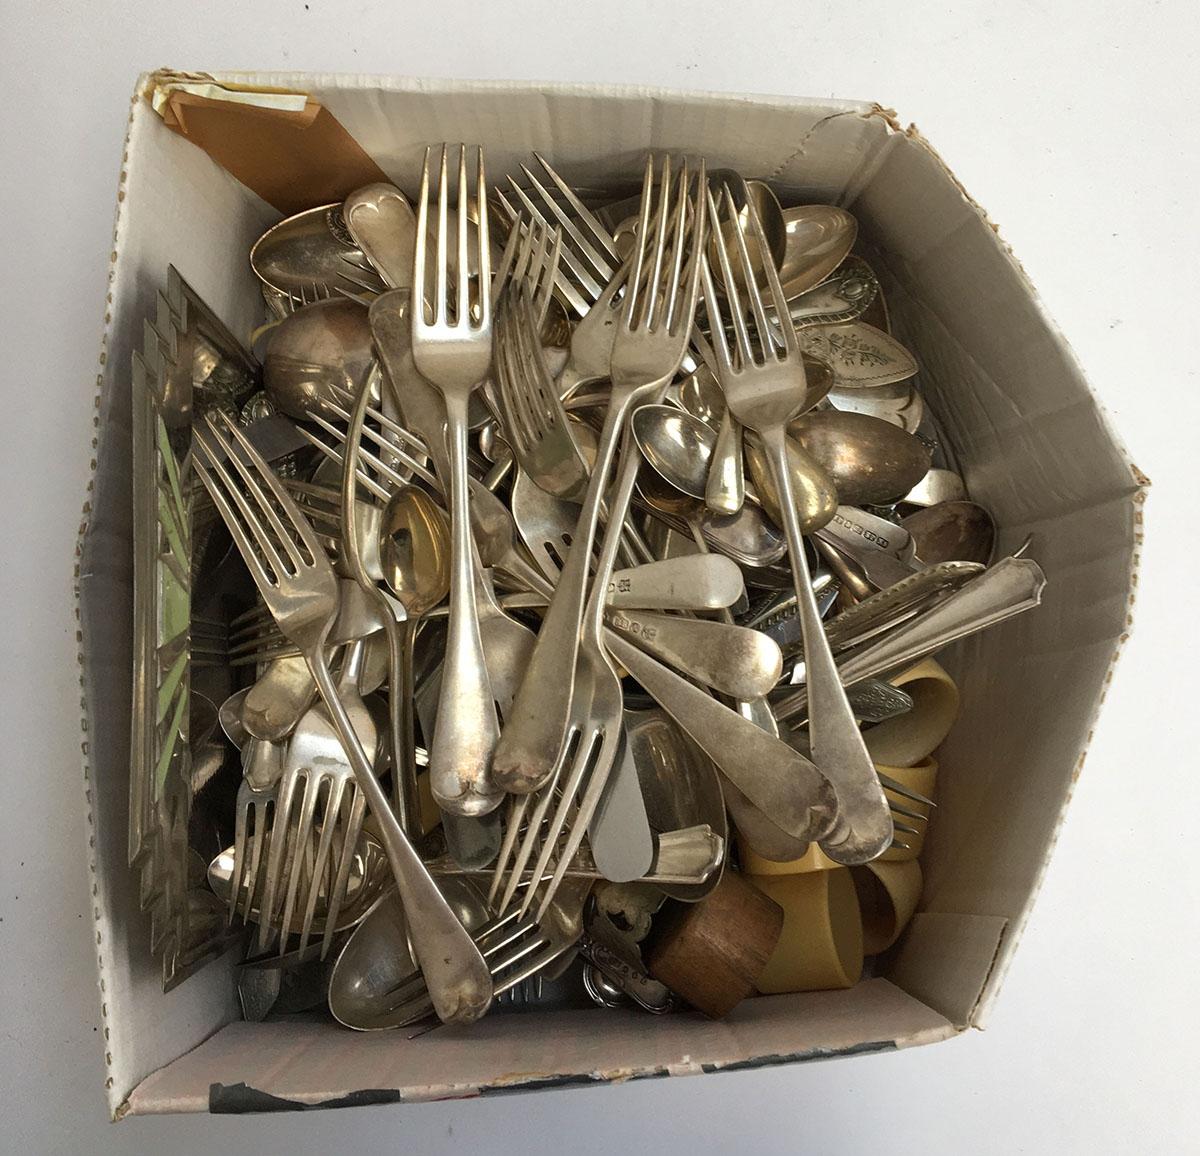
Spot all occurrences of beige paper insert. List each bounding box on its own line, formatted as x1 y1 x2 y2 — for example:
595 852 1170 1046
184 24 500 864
148 73 389 215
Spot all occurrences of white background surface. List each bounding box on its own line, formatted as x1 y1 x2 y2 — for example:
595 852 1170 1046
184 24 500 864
2 1 1197 1152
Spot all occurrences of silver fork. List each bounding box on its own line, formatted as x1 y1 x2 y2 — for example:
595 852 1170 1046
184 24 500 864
493 155 704 798
410 144 501 818
495 233 591 500
495 211 562 330
227 738 283 926
497 152 621 320
703 186 893 865
382 879 590 1027
191 411 493 1022
497 160 625 402
254 637 374 957
492 157 707 919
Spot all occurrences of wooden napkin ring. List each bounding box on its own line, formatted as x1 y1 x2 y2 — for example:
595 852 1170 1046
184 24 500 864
645 870 784 1018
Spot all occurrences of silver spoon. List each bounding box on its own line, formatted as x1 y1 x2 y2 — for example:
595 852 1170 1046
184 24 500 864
636 467 787 569
327 876 489 1031
377 484 452 835
778 205 858 300
790 409 932 507
901 500 997 565
343 183 418 291
250 203 386 305
263 298 375 421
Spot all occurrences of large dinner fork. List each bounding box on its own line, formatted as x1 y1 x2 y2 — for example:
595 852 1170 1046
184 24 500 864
703 187 892 864
409 143 501 818
191 411 494 1023
492 155 705 799
492 158 707 918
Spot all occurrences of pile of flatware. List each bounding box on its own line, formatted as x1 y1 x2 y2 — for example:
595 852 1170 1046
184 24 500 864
131 144 1046 1020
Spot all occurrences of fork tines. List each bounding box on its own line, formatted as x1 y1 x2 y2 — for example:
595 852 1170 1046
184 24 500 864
495 220 593 502
496 153 621 318
193 413 323 593
702 182 796 369
413 143 491 333
619 153 708 341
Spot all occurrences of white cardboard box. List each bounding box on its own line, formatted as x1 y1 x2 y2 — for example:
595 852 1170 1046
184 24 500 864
76 71 1143 1119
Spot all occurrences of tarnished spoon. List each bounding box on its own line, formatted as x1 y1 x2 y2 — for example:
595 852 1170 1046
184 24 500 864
790 410 932 507
378 484 452 836
778 205 858 300
636 468 787 569
902 500 996 565
343 183 418 291
263 298 375 421
250 203 386 304
743 433 839 534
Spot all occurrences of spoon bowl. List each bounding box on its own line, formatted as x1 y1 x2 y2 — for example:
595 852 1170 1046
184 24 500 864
675 354 834 430
632 404 714 500
743 434 839 534
902 500 996 565
263 298 375 421
636 469 788 569
207 833 390 936
827 381 925 434
250 203 386 303
708 174 787 290
790 410 932 507
778 205 858 300
379 486 452 614
326 876 486 1030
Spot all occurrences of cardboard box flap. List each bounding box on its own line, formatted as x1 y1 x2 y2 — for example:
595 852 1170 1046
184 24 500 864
203 73 887 202
124 980 954 1115
77 89 274 1115
146 72 390 215
888 913 1008 1027
838 127 1142 1018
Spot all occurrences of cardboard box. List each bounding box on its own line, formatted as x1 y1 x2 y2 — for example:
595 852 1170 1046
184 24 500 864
76 72 1143 1118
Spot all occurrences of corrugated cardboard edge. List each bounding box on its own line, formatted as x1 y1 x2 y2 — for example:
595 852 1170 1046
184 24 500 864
197 1030 958 1115
874 115 1148 1028
121 983 959 1115
73 77 146 1120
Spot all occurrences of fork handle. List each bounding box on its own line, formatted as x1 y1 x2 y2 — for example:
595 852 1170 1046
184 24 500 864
491 391 633 794
305 646 494 1024
759 426 893 864
430 392 503 816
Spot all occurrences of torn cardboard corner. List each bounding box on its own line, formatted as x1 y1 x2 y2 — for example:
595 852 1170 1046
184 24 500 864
146 72 388 215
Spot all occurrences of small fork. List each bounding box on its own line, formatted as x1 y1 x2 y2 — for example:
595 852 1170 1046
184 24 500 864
495 223 591 500
410 144 502 818
497 153 621 320
191 411 494 1023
